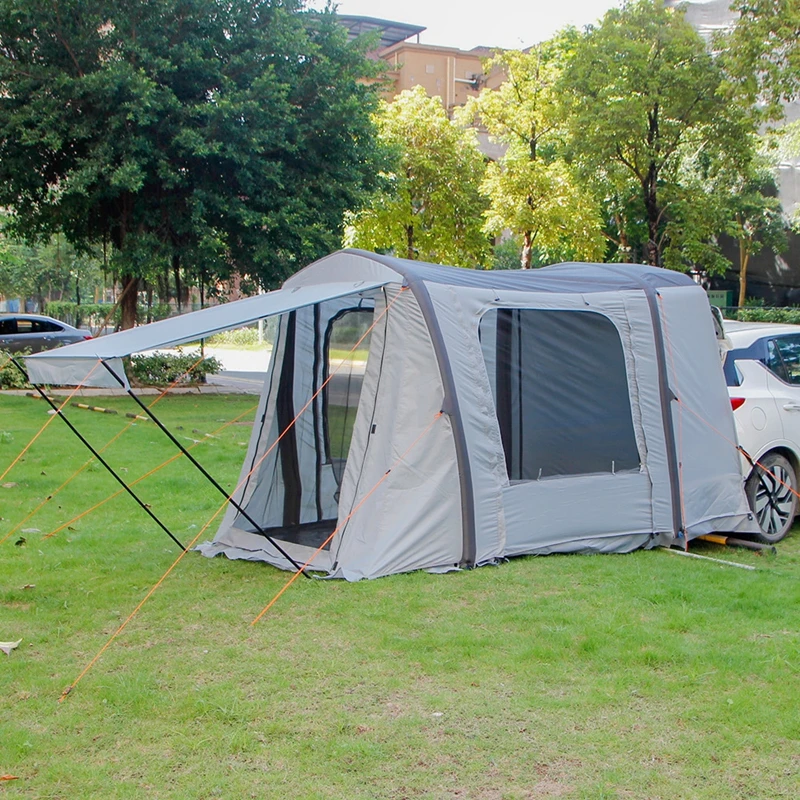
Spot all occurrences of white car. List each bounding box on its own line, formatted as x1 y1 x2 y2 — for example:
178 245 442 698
723 320 800 542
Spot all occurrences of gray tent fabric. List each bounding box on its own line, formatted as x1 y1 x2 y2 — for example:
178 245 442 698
199 249 757 577
27 249 758 578
23 279 387 388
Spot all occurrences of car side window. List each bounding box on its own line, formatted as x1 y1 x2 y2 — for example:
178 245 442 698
768 336 800 384
723 354 742 386
30 319 62 333
0 318 16 334
15 319 34 334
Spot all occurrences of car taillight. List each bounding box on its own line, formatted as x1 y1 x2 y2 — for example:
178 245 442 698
83 335 93 340
730 397 745 411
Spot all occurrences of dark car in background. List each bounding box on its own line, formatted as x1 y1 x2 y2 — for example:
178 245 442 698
0 314 92 354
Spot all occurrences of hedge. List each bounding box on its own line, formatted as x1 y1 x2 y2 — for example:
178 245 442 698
128 351 222 386
721 307 800 324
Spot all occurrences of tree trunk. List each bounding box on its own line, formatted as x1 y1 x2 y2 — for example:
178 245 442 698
406 224 415 260
642 166 660 267
173 254 182 313
616 214 631 263
521 231 533 269
157 265 170 305
120 274 139 330
738 244 750 308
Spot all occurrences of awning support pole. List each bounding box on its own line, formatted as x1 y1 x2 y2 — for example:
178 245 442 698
99 360 309 577
12 359 186 552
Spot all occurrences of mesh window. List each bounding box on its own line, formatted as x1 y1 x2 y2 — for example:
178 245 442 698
480 308 640 480
324 309 373 484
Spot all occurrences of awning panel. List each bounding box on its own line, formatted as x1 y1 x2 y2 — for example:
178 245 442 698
24 280 388 388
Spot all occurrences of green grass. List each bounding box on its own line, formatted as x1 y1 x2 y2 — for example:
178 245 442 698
329 347 368 363
1 392 799 798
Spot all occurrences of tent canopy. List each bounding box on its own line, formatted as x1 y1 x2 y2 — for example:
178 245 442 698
24 278 387 388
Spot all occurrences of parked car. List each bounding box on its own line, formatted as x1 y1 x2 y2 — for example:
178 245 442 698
0 313 92 354
723 320 800 542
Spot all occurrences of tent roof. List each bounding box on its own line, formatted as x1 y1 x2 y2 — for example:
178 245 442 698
283 250 697 295
24 249 696 388
328 250 698 294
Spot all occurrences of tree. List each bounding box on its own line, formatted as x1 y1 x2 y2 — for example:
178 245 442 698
0 0 383 327
344 85 490 267
461 45 604 268
561 0 757 269
0 223 105 310
722 0 800 120
724 168 787 306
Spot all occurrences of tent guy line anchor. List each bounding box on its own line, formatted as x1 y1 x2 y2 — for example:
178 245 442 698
11 358 185 552
99 359 310 576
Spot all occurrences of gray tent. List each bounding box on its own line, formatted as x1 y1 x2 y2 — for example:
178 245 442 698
25 250 756 579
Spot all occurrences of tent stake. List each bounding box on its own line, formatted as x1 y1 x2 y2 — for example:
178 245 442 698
657 546 756 571
99 360 309 576
12 359 185 552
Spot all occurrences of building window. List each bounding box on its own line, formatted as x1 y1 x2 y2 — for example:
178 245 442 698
479 308 640 480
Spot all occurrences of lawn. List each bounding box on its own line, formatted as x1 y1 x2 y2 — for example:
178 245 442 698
1 392 798 799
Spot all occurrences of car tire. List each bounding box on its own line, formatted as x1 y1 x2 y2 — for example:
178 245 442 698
745 452 798 543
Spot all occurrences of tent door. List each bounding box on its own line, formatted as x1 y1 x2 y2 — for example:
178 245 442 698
233 299 375 553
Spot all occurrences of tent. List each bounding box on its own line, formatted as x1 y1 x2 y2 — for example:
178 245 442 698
25 249 757 579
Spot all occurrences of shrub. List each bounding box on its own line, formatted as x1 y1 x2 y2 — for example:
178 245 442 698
45 301 114 329
45 301 174 329
0 349 31 389
128 351 222 387
207 327 261 347
206 320 276 347
725 307 800 324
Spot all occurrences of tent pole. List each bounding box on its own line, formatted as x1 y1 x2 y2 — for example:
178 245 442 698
12 359 186 552
98 360 309 577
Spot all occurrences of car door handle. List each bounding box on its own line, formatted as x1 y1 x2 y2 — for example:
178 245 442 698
783 403 800 411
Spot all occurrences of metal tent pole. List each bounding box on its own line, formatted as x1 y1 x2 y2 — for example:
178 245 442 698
12 359 185 552
99 360 309 576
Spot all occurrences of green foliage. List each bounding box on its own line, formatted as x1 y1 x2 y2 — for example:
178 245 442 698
0 349 30 389
207 328 260 347
45 301 110 328
344 85 490 267
129 351 221 386
561 0 758 270
0 0 384 312
462 45 604 267
43 300 171 330
206 323 278 348
0 223 105 307
721 0 800 120
727 306 800 324
490 237 524 270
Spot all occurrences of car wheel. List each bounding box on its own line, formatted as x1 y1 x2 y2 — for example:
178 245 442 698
745 452 798 543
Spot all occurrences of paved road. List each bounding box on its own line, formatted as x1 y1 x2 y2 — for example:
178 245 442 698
205 349 365 401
